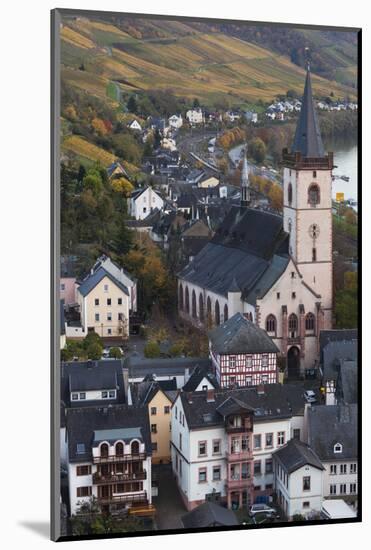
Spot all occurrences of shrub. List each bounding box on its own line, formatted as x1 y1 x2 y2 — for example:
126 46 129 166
144 341 161 358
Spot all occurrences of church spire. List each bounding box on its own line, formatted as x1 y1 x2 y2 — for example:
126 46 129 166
240 153 250 208
291 62 325 158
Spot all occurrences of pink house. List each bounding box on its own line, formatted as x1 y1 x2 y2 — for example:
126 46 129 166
60 277 76 305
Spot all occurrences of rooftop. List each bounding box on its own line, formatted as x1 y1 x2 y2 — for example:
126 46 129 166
273 438 324 473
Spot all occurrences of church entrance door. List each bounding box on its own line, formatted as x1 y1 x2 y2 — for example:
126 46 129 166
287 346 301 378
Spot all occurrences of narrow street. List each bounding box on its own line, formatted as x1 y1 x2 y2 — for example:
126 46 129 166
153 464 187 531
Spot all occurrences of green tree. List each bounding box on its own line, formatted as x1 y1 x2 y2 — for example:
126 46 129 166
335 289 357 328
83 173 103 196
109 347 123 359
248 137 266 164
127 95 138 114
86 342 104 360
144 341 161 358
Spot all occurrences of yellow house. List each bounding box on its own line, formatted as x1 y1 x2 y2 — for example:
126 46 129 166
77 267 131 338
146 387 175 464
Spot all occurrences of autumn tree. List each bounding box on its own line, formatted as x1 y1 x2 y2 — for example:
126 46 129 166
91 117 108 136
248 137 266 164
269 184 283 211
111 177 134 197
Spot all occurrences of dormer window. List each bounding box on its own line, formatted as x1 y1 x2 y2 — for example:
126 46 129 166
72 393 78 401
334 442 343 454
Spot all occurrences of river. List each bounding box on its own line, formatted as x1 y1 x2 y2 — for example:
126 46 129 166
331 145 358 204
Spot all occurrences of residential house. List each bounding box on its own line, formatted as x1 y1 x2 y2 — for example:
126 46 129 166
129 186 164 220
107 161 129 181
321 339 357 405
208 313 280 388
76 256 136 338
171 384 307 510
168 114 183 129
186 108 204 125
197 175 220 189
182 365 219 392
225 111 241 123
307 404 358 508
127 119 142 131
66 405 154 517
245 111 258 124
273 438 324 519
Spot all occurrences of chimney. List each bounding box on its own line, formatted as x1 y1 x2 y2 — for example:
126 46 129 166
122 366 129 400
206 388 215 402
184 367 190 383
187 392 193 404
257 384 265 395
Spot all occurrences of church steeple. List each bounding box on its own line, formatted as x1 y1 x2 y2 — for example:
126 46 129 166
291 63 325 158
240 154 250 208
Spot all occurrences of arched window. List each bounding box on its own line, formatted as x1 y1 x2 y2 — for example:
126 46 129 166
308 184 320 205
100 443 109 458
131 440 139 455
199 294 204 322
224 304 229 322
266 314 276 335
185 287 190 314
179 284 184 310
288 313 298 337
115 442 124 456
207 297 212 325
288 183 293 205
305 312 315 332
215 300 220 326
192 290 197 318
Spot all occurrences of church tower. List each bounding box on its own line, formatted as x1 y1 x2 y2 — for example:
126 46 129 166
282 64 334 328
240 154 250 207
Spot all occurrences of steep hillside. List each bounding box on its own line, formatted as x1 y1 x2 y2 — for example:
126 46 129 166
61 15 357 108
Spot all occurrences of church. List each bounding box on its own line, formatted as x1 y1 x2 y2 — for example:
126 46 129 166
177 66 334 377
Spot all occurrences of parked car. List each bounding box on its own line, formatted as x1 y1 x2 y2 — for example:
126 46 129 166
248 504 277 518
304 390 317 403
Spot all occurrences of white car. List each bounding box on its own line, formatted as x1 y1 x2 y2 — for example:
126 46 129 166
304 390 317 403
248 504 277 518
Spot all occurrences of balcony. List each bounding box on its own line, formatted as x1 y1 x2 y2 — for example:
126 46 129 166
97 491 148 506
225 425 252 434
93 470 147 484
226 476 252 490
226 449 253 462
93 453 146 464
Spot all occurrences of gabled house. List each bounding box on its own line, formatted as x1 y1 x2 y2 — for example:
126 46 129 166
307 404 358 508
171 383 307 510
127 119 142 131
129 186 164 220
182 364 219 392
76 255 136 339
107 161 129 181
168 114 183 129
66 405 154 517
197 175 219 189
273 439 324 519
208 313 279 388
186 108 204 125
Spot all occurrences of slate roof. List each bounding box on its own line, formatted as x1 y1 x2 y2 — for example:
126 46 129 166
178 206 289 302
337 360 357 404
209 313 279 354
179 383 307 429
182 365 219 392
273 438 324 473
307 404 357 461
124 355 211 380
291 67 325 158
77 266 129 297
66 404 151 463
181 502 238 529
61 360 126 408
319 329 358 364
322 340 357 382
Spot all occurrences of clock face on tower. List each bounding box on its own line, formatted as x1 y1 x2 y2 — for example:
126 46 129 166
309 223 320 239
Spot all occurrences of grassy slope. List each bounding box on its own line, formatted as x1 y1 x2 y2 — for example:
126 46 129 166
60 17 356 106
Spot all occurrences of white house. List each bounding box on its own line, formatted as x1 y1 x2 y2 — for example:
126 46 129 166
66 405 154 518
129 186 164 220
168 114 183 129
127 119 142 131
178 67 335 375
273 438 324 519
170 384 307 511
307 404 358 508
225 111 241 122
186 108 204 125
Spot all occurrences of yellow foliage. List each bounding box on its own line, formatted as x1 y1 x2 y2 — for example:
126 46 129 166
60 26 95 49
344 271 357 292
91 117 108 136
62 135 116 166
268 184 283 210
64 105 78 121
111 178 134 197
